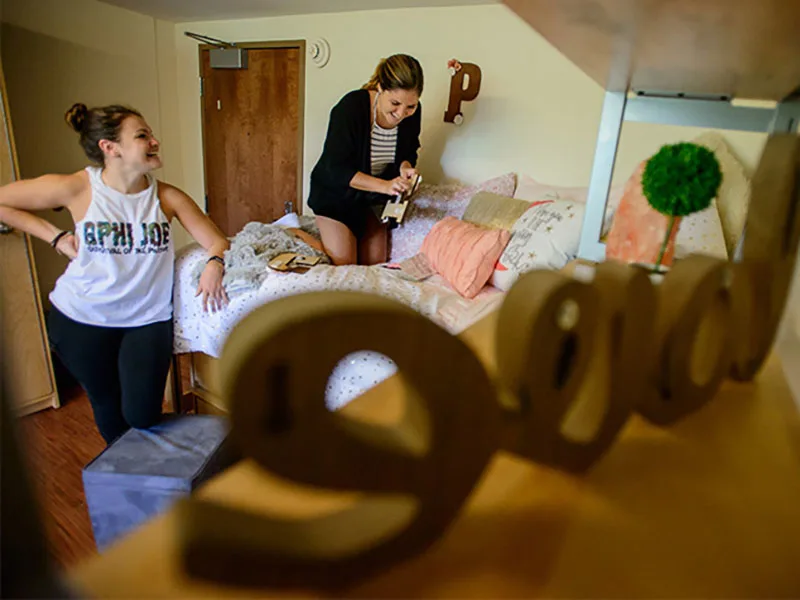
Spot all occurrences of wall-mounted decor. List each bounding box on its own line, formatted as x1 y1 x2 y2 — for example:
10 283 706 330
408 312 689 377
444 58 482 124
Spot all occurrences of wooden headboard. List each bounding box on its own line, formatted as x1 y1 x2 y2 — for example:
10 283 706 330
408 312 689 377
503 0 800 100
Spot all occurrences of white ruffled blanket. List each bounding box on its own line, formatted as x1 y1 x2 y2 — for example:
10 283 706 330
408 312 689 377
173 243 503 409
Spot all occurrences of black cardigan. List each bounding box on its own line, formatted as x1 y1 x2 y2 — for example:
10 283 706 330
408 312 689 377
308 88 422 213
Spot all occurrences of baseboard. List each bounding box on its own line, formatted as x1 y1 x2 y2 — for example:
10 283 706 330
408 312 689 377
15 394 59 417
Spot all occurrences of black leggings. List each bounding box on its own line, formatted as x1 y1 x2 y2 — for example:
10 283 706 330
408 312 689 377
47 306 173 444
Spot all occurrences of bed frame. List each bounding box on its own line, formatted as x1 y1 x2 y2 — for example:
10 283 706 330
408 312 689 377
171 352 225 415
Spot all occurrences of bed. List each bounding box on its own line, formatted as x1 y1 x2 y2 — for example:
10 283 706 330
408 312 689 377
171 174 518 414
172 254 505 413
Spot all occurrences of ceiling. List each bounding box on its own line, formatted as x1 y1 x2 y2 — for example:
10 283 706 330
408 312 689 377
96 0 499 23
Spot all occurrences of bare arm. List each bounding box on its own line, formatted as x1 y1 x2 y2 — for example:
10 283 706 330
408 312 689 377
0 172 85 249
0 173 85 212
0 205 64 245
350 172 410 196
159 182 229 257
159 181 230 312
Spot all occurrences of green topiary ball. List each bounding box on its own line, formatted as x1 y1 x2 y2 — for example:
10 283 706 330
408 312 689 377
642 142 722 217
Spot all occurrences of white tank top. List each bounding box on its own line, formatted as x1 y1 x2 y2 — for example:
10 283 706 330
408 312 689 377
49 166 174 327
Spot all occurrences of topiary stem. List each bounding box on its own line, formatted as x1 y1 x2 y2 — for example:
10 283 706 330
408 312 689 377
654 214 677 272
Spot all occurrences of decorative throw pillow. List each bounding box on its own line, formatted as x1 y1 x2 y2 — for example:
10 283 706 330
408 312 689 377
514 174 624 235
467 171 518 200
388 172 516 262
691 132 752 255
462 191 531 231
490 199 586 292
605 161 681 267
674 199 728 260
421 216 510 299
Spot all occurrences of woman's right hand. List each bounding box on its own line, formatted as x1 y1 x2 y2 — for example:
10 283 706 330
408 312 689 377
384 176 411 197
56 232 79 260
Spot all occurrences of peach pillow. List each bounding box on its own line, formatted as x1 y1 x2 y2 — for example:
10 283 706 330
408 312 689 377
421 216 510 299
605 161 681 267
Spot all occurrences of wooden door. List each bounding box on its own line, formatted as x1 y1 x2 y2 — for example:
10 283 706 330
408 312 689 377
200 45 303 236
0 64 59 416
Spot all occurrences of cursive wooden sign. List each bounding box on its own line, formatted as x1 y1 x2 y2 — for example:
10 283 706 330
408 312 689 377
176 134 800 591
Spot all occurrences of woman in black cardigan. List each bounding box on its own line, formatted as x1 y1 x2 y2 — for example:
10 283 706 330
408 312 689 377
308 54 423 265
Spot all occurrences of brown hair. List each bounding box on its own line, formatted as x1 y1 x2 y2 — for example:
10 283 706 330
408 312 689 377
64 103 142 165
363 54 424 96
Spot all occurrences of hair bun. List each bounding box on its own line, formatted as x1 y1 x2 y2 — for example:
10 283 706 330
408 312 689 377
65 103 88 133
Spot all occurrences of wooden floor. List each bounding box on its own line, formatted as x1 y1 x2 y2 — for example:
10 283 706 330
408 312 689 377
17 376 105 570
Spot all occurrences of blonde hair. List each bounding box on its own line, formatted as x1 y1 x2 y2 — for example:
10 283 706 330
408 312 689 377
363 54 424 95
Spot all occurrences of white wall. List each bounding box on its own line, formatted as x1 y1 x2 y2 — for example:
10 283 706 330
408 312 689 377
155 19 185 199
174 4 768 216
1 0 186 307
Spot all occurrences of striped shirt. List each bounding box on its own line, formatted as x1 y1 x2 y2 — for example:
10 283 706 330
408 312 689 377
370 121 398 176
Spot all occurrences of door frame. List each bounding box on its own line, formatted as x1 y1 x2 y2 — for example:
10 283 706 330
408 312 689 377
0 62 60 414
197 40 306 216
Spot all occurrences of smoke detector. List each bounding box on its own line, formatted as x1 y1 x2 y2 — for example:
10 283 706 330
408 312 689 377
308 38 331 68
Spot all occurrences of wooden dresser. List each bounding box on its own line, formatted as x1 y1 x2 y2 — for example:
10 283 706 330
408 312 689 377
0 64 59 416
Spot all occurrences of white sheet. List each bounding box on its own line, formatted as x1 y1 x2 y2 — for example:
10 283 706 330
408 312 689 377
173 245 504 409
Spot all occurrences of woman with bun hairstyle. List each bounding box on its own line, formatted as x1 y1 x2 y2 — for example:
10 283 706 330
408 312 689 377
308 54 423 265
0 103 230 443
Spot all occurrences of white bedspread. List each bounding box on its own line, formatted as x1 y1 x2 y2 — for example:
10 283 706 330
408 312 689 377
173 245 503 409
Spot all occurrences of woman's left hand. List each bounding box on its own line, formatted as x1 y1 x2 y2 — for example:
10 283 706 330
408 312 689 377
399 164 418 181
196 260 229 313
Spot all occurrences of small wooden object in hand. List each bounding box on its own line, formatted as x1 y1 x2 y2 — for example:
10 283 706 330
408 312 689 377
381 174 422 225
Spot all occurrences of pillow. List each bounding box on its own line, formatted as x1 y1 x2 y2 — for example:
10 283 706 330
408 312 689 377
388 172 516 262
514 174 624 235
468 171 517 199
462 191 531 230
490 199 586 292
606 137 736 265
674 199 728 260
605 161 681 267
272 212 301 228
691 132 752 255
421 216 510 299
